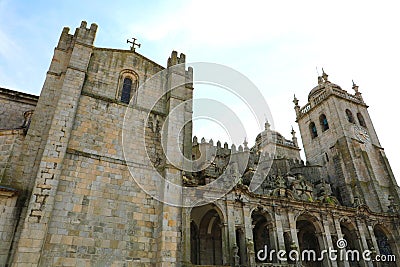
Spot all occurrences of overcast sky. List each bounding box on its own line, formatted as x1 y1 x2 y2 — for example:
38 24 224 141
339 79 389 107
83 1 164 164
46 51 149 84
1 0 399 185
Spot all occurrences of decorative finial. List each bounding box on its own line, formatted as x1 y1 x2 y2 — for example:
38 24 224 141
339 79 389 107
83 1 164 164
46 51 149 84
264 120 271 130
352 80 359 93
322 68 328 82
291 126 298 147
127 37 141 52
243 138 249 151
293 94 299 106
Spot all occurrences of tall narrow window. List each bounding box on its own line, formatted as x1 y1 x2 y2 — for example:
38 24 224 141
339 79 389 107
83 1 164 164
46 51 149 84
319 114 329 131
357 112 366 127
121 77 132 104
345 109 355 123
310 122 318 139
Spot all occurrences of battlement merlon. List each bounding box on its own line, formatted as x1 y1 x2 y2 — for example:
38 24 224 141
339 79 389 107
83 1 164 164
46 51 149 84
166 51 193 102
57 21 97 50
74 21 98 46
51 21 97 75
168 50 186 67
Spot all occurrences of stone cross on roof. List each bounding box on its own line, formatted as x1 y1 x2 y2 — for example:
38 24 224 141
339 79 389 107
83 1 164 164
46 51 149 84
127 37 141 52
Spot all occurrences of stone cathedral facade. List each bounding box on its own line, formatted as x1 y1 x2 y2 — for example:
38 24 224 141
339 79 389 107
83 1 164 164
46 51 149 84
0 21 399 267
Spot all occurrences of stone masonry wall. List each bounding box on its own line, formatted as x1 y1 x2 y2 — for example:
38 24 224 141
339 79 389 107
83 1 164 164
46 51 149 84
0 88 37 130
11 20 191 265
297 86 394 212
0 192 18 265
37 93 165 265
11 22 99 266
0 130 24 184
83 48 166 114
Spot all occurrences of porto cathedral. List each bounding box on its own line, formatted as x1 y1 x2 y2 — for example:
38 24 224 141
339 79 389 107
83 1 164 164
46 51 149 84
0 21 399 267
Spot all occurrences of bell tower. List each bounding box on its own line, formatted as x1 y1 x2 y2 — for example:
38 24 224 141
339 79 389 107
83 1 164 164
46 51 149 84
294 70 400 212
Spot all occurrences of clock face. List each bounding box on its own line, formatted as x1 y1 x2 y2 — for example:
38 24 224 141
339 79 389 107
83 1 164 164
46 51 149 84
353 125 370 143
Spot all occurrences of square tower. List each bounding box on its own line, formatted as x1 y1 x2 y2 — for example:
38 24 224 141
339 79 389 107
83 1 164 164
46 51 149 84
294 71 400 212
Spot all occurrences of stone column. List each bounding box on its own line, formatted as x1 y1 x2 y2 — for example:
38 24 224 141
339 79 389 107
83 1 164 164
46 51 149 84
332 217 350 267
288 211 300 249
287 211 301 265
355 219 374 267
268 221 279 263
182 208 191 265
226 203 237 266
321 214 337 267
243 205 254 266
221 222 229 265
273 210 287 253
366 224 380 262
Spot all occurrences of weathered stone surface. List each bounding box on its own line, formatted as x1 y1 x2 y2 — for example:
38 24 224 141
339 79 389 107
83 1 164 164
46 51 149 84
0 22 399 267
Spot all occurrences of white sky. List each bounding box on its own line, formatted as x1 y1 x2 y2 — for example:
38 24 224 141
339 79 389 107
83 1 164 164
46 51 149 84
0 0 399 185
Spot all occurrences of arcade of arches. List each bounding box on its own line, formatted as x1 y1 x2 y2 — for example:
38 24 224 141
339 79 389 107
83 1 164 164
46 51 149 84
182 199 399 267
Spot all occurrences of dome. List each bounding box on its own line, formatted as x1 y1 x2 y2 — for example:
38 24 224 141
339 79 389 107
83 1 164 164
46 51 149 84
308 84 325 101
308 82 342 101
307 70 344 101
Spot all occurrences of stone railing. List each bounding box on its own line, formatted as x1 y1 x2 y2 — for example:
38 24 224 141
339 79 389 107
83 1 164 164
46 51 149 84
332 88 362 104
311 91 327 106
298 87 363 118
300 103 311 115
332 88 347 98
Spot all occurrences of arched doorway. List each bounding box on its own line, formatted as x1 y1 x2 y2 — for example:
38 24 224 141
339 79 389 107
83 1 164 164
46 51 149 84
374 225 396 267
340 222 361 267
297 214 323 267
252 209 276 263
190 205 224 265
190 221 199 264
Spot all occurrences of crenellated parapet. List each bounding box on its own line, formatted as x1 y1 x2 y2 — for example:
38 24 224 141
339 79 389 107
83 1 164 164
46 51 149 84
57 21 97 50
190 136 252 185
188 131 340 206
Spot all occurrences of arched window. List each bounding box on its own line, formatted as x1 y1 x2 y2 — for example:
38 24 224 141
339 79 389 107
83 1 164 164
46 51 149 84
121 77 132 104
357 112 366 127
374 225 395 267
345 109 355 123
319 114 329 131
309 122 318 138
